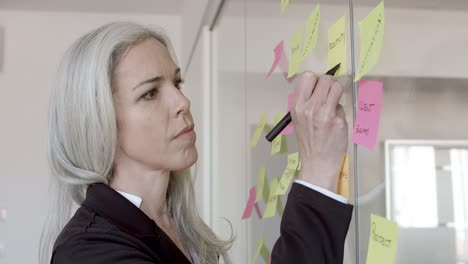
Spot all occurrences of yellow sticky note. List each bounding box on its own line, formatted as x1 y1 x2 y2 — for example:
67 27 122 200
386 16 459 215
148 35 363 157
366 214 398 264
288 28 303 78
281 0 291 14
255 167 269 203
276 152 300 195
328 15 347 77
271 135 287 155
251 235 271 264
355 1 385 81
250 113 269 148
263 178 283 218
276 195 284 216
302 4 320 58
338 154 350 199
271 113 288 155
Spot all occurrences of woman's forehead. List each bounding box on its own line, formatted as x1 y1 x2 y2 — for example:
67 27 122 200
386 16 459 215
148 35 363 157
114 38 179 90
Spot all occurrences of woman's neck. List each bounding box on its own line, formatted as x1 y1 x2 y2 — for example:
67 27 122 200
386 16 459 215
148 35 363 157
109 161 171 221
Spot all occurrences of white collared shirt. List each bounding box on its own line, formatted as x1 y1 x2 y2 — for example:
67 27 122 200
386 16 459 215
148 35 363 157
116 190 142 208
115 180 347 207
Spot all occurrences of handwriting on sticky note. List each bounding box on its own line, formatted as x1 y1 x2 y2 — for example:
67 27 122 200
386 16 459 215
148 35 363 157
338 154 350 199
256 167 269 203
263 178 284 218
276 152 300 195
251 235 271 264
366 214 398 264
242 186 262 219
288 29 303 78
352 80 383 149
271 113 288 155
302 4 320 58
280 91 295 135
250 113 269 148
328 16 347 77
355 1 385 81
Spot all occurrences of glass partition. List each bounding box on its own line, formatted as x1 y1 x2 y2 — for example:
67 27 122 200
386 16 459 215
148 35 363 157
210 0 468 263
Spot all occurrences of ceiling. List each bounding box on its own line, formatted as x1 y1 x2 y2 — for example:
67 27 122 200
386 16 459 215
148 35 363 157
0 0 184 14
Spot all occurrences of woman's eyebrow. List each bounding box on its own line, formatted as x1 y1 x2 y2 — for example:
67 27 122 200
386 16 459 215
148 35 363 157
133 68 181 91
133 76 163 91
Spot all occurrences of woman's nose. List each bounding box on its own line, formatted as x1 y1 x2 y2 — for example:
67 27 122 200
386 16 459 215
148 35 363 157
174 89 190 117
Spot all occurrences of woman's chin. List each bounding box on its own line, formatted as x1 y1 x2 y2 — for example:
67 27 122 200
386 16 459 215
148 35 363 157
178 149 198 170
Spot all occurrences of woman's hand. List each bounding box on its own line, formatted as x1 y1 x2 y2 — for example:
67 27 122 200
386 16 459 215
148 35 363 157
291 71 348 193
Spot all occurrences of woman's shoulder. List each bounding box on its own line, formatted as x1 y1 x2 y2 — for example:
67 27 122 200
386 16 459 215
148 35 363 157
53 205 117 248
51 205 156 263
51 206 154 263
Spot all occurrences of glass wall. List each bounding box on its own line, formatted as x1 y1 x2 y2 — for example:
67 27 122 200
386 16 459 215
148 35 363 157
210 0 468 263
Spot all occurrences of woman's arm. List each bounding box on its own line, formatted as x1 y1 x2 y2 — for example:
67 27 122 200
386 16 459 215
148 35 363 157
271 71 352 263
271 183 353 263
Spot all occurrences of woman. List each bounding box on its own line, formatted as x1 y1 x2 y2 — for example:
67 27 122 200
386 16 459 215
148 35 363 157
39 22 353 264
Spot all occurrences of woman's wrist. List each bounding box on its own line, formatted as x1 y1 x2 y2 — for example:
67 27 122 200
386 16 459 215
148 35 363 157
297 165 340 194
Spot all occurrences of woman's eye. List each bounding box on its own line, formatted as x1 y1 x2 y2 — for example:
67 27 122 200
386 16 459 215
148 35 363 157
142 88 158 100
175 79 184 90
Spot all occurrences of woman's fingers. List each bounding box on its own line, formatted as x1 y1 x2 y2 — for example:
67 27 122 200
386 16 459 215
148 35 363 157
324 81 345 116
309 75 335 107
293 71 318 106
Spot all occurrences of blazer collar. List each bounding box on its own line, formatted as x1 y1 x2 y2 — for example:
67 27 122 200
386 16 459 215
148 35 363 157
82 183 158 237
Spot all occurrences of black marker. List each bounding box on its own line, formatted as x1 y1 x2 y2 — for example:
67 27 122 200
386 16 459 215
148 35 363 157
265 63 341 142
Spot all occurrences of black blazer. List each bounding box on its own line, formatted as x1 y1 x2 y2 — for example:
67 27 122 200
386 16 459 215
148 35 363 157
51 183 353 263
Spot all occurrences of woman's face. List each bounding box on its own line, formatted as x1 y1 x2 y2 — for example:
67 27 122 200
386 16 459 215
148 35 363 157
113 38 197 171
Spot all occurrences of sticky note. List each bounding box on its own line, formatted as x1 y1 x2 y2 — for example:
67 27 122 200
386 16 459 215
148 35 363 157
281 0 291 14
276 152 300 195
271 113 288 155
256 167 269 203
302 4 320 58
328 16 347 77
242 186 262 219
266 40 284 80
355 1 385 81
338 154 350 199
280 91 295 135
288 29 303 78
263 178 284 218
265 40 295 83
366 214 398 264
250 113 270 148
251 235 271 264
352 80 383 149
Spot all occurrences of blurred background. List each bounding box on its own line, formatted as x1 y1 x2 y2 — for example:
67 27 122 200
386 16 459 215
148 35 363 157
0 0 467 263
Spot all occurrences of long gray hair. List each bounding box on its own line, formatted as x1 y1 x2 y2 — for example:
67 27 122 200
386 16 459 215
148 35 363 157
39 22 234 264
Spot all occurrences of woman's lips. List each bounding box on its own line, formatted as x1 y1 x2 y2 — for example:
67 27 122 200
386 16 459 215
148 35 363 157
175 124 196 140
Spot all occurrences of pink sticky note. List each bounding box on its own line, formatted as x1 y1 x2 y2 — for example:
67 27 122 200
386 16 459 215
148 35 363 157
266 41 296 83
280 91 295 135
269 256 272 264
352 80 383 150
266 41 284 79
242 186 262 219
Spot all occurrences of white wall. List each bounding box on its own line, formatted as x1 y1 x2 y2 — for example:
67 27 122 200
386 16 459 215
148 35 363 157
0 10 180 264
